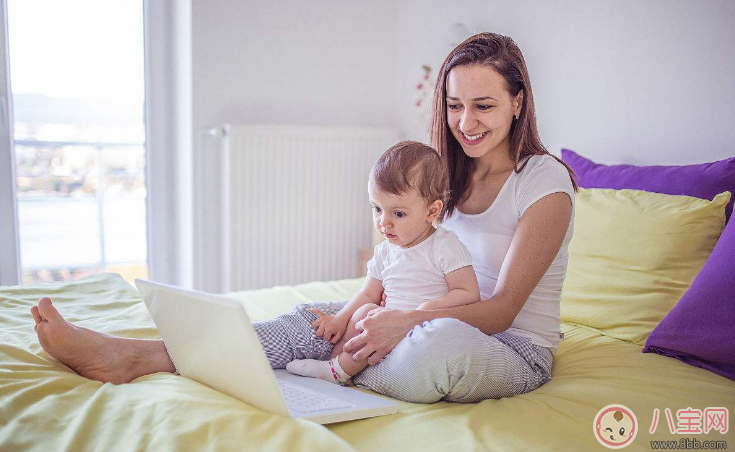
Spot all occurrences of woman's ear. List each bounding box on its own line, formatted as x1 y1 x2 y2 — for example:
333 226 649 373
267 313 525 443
427 199 444 222
514 90 524 117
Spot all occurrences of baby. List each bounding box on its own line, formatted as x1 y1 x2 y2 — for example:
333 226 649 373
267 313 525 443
286 140 480 385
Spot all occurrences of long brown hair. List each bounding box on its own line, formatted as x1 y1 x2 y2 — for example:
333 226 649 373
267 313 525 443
429 32 578 218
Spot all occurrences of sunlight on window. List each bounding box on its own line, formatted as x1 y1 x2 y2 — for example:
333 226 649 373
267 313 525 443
8 0 148 286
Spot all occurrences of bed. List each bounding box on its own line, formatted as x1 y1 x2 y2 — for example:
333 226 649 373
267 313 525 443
0 272 733 452
2 152 734 451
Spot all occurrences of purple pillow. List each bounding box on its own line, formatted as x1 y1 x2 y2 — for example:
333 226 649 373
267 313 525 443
642 216 735 381
561 149 735 221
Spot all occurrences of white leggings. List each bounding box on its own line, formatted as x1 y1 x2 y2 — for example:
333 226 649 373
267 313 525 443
254 301 553 403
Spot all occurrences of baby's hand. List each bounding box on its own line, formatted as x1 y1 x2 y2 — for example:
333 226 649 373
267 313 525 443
309 308 348 344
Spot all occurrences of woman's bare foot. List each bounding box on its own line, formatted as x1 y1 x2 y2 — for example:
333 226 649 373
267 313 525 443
31 297 176 384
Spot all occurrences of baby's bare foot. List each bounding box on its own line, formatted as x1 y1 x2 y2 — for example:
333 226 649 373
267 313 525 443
31 297 137 384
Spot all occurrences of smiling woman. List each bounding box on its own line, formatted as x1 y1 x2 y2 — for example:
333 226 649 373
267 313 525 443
429 34 578 220
446 66 521 154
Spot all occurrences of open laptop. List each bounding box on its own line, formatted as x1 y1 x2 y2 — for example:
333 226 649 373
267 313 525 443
134 278 397 424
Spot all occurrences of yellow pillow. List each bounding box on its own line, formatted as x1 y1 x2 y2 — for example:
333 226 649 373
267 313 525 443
560 188 730 346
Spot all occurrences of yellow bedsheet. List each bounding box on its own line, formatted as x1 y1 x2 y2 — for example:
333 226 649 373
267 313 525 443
1 273 733 452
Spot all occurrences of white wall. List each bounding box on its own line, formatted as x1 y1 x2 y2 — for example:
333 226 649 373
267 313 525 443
192 0 398 132
393 0 735 165
192 0 735 166
186 0 734 289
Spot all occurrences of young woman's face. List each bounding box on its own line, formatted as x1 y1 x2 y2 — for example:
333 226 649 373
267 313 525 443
368 182 438 249
445 64 522 160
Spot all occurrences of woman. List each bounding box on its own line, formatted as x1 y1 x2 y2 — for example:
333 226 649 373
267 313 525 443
31 32 576 403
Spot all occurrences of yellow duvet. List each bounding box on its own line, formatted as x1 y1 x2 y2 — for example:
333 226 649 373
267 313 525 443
1 274 733 451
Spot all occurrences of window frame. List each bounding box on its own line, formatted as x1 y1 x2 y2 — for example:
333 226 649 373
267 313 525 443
0 0 21 286
143 0 192 287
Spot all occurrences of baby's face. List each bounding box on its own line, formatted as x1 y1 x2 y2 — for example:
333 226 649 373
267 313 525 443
597 410 635 445
368 183 435 248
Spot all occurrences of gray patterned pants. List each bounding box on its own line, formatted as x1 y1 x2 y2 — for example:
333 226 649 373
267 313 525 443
254 301 553 403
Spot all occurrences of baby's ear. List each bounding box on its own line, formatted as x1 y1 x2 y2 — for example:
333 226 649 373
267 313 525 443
427 199 443 221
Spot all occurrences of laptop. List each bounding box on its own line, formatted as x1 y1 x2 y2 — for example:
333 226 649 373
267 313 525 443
134 278 397 424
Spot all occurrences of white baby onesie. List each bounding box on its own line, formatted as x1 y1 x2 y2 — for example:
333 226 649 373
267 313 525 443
366 226 473 310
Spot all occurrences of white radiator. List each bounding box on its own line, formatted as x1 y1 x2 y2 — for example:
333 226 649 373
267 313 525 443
194 124 400 293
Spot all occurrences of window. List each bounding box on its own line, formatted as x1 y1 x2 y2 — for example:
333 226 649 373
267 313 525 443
8 0 148 284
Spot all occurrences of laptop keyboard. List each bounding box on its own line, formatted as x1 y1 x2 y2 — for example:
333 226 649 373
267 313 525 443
278 381 355 414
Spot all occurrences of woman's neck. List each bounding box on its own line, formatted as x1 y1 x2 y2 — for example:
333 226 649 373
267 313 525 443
473 149 515 182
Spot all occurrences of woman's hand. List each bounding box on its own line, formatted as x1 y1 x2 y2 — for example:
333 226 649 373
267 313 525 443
309 308 349 344
343 307 425 365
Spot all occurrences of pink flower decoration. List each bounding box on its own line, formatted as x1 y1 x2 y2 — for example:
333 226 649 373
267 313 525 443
416 99 422 107
417 83 423 90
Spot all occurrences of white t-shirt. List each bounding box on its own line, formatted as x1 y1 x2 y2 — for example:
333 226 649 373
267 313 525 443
366 226 473 311
442 154 575 352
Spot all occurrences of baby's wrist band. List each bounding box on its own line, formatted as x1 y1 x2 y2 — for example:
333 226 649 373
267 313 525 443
328 357 353 386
